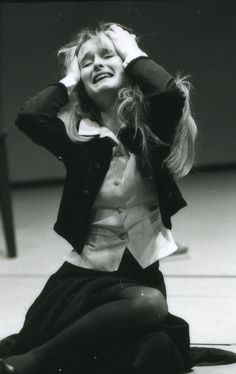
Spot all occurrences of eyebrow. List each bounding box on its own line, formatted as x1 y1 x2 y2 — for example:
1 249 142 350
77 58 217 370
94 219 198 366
79 52 93 66
79 47 115 66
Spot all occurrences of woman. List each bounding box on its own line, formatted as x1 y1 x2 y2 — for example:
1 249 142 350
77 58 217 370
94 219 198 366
0 23 197 374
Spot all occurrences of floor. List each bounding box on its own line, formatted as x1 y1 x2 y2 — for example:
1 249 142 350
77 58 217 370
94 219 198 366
0 169 236 373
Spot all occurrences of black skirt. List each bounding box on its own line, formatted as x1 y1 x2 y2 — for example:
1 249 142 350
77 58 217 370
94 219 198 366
1 249 193 374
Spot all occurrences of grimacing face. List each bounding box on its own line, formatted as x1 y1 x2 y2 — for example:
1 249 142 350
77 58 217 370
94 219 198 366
77 33 126 105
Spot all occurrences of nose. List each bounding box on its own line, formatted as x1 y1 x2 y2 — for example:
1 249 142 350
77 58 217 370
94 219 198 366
93 55 105 70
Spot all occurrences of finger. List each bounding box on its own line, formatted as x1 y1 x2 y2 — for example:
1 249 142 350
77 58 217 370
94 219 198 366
105 27 117 35
104 29 116 40
107 24 128 36
65 46 77 61
108 24 122 31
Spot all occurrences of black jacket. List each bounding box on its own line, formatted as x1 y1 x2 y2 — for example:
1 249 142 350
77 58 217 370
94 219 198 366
15 57 187 253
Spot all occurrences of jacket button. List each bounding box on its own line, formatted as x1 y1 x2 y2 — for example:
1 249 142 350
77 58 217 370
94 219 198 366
83 189 89 195
94 162 100 169
57 155 63 161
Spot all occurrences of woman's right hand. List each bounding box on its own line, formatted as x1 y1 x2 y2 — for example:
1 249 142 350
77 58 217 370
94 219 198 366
64 46 80 83
59 46 80 93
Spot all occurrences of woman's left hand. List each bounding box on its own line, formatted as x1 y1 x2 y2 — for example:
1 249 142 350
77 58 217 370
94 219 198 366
105 24 145 61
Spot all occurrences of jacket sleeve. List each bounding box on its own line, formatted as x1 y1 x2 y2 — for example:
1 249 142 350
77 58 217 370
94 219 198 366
125 57 185 144
15 83 70 159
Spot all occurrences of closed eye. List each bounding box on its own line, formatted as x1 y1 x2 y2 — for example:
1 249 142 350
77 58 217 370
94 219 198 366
103 52 115 58
82 59 93 68
101 48 116 58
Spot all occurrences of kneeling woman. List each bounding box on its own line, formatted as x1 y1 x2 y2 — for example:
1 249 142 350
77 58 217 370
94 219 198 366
0 23 197 374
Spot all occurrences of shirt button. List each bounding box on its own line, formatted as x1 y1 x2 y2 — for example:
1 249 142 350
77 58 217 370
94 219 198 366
117 207 123 213
114 180 120 186
120 233 127 240
114 151 124 157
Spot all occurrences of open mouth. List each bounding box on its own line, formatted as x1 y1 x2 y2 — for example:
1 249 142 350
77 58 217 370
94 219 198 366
93 72 113 84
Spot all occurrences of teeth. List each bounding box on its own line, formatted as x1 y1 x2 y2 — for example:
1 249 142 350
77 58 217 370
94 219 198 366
94 73 112 83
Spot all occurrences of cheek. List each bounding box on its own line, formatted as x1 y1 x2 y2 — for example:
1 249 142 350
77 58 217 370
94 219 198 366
80 74 91 93
115 61 125 77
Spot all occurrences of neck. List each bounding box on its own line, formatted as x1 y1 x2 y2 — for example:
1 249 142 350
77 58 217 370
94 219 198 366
100 102 122 135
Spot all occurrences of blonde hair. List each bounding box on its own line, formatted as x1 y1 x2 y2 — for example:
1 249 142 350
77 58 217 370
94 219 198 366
165 75 198 177
57 23 197 178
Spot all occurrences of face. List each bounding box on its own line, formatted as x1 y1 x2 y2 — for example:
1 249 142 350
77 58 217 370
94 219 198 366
77 33 126 105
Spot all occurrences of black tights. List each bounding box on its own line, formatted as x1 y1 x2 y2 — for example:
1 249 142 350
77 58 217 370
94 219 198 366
4 285 168 374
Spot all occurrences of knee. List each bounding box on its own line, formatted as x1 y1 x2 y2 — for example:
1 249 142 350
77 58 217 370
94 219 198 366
131 288 168 322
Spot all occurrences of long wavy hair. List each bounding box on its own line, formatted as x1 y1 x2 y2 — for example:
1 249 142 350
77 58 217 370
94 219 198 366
57 22 197 178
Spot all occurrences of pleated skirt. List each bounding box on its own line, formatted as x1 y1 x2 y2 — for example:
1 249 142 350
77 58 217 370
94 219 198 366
1 249 193 374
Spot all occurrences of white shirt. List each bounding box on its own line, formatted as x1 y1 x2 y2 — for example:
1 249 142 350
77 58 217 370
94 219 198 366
64 118 177 271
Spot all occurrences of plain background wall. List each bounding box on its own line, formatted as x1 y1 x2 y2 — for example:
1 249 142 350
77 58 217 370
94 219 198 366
1 1 236 183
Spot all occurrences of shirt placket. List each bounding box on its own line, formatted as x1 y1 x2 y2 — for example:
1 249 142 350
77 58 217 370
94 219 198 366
112 145 129 242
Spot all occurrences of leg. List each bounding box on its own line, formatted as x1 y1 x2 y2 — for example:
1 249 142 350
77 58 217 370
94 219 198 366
3 286 168 373
117 285 168 322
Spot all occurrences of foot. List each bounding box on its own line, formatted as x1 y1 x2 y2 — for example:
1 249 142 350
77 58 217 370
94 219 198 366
0 360 17 374
1 352 40 374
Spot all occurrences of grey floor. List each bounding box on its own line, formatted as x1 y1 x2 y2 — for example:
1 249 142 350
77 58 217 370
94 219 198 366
0 170 236 373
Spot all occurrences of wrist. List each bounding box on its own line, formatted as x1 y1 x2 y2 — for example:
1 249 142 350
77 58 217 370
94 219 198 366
59 75 78 95
123 51 148 69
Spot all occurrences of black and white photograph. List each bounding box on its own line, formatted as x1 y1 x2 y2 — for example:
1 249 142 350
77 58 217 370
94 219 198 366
0 1 236 373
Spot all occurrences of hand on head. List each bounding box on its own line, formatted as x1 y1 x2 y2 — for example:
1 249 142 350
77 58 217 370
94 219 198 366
65 46 80 83
105 24 144 61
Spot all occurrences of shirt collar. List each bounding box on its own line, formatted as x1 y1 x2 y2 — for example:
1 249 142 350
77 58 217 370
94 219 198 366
78 118 119 145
